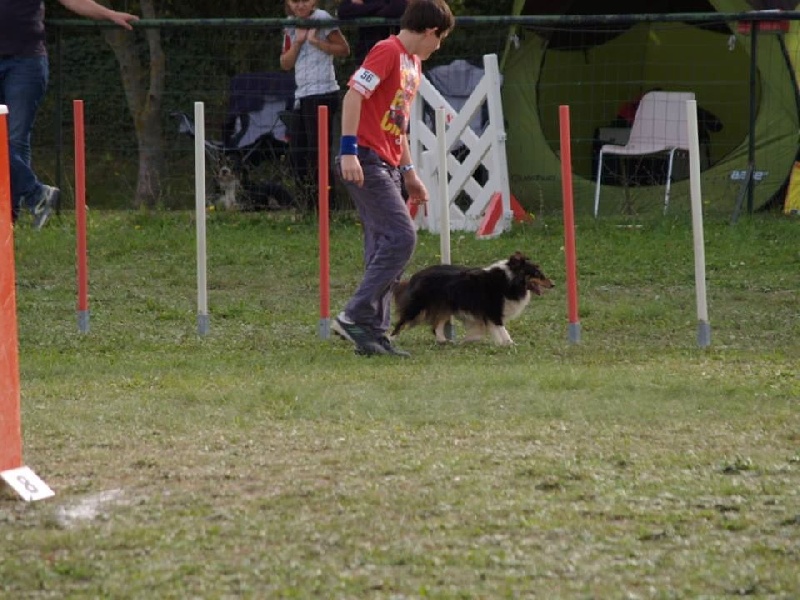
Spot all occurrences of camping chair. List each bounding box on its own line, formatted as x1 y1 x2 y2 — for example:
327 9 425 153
593 91 695 217
172 70 297 210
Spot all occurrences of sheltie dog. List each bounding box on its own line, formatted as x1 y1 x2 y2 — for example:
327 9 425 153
391 252 554 346
213 162 295 212
215 164 239 210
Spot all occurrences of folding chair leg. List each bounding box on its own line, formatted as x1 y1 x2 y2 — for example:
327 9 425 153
593 150 604 217
621 160 632 214
664 149 676 214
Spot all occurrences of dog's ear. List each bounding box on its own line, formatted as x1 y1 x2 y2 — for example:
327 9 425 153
512 251 531 263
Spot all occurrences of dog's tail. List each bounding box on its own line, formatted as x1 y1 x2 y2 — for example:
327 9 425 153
390 280 411 337
392 280 410 312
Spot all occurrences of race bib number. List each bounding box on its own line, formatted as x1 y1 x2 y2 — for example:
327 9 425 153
353 67 381 93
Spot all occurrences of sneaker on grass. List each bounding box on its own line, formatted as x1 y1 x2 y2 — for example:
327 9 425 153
31 185 60 230
332 317 383 354
375 336 410 358
332 317 409 357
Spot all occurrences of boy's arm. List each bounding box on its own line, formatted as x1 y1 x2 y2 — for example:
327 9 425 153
339 88 365 186
399 135 428 204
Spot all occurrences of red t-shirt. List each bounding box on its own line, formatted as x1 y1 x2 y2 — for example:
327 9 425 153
348 36 421 167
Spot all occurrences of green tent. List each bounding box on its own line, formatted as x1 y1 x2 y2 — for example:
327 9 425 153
502 0 800 214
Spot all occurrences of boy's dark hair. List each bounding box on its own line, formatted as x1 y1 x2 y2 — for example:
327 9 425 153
400 0 455 37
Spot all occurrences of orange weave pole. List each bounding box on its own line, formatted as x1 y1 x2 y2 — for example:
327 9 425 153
0 107 23 471
559 105 581 344
74 100 89 333
317 105 330 337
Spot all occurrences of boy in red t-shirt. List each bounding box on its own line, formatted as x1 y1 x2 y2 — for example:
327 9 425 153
332 0 454 357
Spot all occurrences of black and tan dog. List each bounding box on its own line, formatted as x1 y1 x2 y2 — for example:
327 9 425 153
391 252 554 346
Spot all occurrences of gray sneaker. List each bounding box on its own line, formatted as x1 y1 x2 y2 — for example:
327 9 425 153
375 336 410 357
331 317 386 356
32 185 60 230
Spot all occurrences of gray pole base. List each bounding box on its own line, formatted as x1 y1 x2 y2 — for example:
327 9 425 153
568 322 581 344
697 320 711 348
77 310 90 334
197 313 210 337
319 318 330 340
444 321 456 342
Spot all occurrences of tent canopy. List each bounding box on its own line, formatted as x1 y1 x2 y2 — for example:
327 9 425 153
502 0 800 213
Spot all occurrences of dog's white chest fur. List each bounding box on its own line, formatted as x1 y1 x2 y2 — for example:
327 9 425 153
503 290 531 322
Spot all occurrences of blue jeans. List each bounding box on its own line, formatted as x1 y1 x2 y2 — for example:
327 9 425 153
0 55 49 221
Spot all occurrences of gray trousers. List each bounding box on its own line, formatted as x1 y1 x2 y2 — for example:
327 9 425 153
337 147 417 335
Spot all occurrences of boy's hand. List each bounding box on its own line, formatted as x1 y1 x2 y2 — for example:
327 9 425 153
403 171 428 205
340 155 364 187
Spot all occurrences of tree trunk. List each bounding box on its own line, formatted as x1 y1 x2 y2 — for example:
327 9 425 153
103 0 165 209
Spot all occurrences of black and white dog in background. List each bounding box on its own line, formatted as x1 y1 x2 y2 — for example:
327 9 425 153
212 158 295 212
215 163 240 210
391 252 554 346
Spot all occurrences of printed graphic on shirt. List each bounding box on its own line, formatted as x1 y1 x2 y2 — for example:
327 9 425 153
353 67 381 94
381 54 418 138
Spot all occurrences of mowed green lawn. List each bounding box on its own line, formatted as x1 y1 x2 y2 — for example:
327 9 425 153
2 209 798 598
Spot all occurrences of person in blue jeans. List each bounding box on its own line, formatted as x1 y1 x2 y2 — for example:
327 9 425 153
0 0 138 228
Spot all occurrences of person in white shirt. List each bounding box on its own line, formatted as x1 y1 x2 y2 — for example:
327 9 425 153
281 0 350 209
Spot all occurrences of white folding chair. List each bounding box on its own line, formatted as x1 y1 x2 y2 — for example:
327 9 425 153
593 91 695 217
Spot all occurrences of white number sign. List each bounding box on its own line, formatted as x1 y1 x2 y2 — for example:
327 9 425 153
1 466 55 502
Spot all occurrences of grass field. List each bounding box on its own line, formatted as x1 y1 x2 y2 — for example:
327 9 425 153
2 209 799 598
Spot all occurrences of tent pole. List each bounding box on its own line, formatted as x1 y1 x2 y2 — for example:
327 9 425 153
747 20 757 215
54 27 63 214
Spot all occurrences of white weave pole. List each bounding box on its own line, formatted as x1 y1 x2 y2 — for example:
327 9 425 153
686 99 711 348
194 102 209 336
436 108 450 264
435 107 454 341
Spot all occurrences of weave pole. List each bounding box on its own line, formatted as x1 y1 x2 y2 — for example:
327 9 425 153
74 100 89 333
435 108 451 265
0 105 54 501
435 108 454 341
194 102 209 336
318 105 330 339
687 100 711 348
0 106 21 473
559 105 581 344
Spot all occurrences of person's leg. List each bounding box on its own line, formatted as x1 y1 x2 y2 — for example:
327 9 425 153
288 100 309 204
2 56 49 220
300 92 340 209
323 91 340 207
299 96 320 208
340 149 416 336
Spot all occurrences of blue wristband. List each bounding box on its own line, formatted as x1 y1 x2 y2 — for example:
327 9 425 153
340 135 358 156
